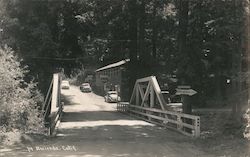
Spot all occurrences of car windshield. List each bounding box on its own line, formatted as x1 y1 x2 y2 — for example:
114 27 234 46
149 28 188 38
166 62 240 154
108 91 117 95
82 83 90 86
62 81 69 84
171 95 182 103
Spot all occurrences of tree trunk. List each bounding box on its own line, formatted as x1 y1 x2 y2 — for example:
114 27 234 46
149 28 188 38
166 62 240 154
138 0 150 77
152 1 157 59
128 0 138 96
177 0 189 84
139 0 146 61
177 0 190 114
247 0 250 107
231 0 244 117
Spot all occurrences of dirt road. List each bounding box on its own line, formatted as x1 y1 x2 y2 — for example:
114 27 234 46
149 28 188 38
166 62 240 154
1 85 213 157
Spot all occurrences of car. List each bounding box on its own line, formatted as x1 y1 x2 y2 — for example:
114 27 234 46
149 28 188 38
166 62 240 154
61 80 70 89
168 95 183 112
104 91 121 103
80 83 92 92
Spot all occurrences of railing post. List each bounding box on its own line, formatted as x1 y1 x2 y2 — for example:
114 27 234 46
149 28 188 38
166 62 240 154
51 73 59 112
42 73 64 136
126 103 129 112
57 74 61 107
194 117 200 137
42 80 53 111
117 102 120 111
176 115 182 131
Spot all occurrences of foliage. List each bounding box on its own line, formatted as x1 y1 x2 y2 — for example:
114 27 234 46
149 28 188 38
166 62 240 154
0 46 44 133
0 0 247 106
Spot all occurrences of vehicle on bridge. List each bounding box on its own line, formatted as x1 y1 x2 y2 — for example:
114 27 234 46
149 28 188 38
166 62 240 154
164 93 183 112
61 80 70 89
80 83 92 92
104 91 121 103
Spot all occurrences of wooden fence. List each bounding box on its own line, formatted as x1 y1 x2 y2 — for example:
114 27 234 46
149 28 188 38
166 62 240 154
117 102 200 137
42 73 63 136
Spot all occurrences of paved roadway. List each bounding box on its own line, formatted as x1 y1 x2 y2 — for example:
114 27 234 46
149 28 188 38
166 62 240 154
0 85 213 157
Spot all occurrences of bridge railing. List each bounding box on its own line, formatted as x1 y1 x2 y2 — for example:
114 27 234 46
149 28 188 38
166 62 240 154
42 73 63 136
118 76 200 137
117 102 200 137
117 102 129 112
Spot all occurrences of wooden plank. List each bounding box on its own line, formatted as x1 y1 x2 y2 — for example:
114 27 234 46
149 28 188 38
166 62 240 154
42 79 53 111
150 85 154 108
57 75 62 107
129 104 199 119
136 76 154 83
151 76 161 94
119 102 129 105
43 94 52 119
194 117 200 137
117 102 129 112
128 109 195 129
141 82 151 107
51 73 59 113
129 82 138 104
138 84 145 101
136 84 139 105
128 111 194 137
50 102 63 136
124 75 200 137
49 73 63 136
150 77 166 110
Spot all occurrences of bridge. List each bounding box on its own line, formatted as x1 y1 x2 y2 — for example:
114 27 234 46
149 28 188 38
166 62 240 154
35 73 204 156
43 73 200 138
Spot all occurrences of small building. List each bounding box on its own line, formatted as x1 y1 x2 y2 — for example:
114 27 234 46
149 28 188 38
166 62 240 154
95 59 130 100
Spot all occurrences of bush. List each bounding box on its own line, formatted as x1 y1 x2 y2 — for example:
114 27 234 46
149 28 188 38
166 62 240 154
0 46 45 134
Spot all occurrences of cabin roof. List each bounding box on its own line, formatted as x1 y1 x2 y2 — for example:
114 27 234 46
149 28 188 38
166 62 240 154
95 59 130 72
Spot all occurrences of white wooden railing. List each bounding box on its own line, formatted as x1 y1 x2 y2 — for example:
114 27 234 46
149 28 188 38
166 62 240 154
118 102 200 137
118 76 200 137
42 73 63 136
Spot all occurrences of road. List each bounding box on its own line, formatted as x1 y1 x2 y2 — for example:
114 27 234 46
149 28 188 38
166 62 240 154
1 85 213 157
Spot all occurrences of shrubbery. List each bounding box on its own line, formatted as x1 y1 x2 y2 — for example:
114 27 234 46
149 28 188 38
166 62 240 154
0 46 44 135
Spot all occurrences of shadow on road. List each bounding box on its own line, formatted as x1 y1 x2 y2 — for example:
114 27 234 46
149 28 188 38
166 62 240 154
3 91 246 157
61 94 79 106
12 86 212 157
61 111 134 122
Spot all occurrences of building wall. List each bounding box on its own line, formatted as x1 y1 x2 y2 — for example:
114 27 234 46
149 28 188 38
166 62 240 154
95 66 123 96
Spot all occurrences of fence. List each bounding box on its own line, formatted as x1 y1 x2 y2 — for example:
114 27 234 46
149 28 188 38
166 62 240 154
117 102 200 137
42 73 63 136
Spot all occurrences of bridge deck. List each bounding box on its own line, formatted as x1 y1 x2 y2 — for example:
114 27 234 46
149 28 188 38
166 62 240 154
53 86 210 157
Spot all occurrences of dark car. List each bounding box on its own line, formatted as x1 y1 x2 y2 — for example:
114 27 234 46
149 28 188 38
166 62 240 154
80 83 92 92
168 95 182 112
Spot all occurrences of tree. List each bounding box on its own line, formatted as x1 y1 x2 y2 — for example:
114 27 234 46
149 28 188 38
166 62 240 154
176 0 189 84
0 46 44 133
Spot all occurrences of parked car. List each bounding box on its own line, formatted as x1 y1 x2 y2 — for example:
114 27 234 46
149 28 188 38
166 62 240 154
104 91 121 103
168 95 182 112
61 80 70 89
80 83 92 92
